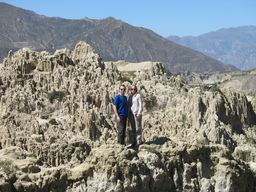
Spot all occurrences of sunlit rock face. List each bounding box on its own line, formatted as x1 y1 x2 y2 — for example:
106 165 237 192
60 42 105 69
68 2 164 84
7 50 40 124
0 41 256 191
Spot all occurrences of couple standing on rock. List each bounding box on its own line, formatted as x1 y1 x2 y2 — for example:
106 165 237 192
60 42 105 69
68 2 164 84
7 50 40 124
113 84 143 147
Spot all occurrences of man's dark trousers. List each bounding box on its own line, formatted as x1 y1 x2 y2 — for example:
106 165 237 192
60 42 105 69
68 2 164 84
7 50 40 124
117 116 127 145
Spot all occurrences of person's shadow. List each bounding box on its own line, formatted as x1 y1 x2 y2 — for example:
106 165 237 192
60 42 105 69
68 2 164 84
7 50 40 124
144 137 171 145
126 137 171 149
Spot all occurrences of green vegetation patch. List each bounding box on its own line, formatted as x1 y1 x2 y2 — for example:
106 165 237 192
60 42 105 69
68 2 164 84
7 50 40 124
48 118 58 125
0 160 15 174
28 60 37 70
143 93 157 110
210 83 220 92
47 90 66 103
117 71 136 83
124 71 136 78
247 137 256 145
117 75 132 84
179 114 187 123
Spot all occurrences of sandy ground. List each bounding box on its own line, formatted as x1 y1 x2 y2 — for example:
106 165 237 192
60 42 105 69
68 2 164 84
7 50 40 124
105 60 156 71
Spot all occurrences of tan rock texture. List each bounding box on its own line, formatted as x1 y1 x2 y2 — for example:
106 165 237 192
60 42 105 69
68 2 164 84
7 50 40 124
0 41 256 191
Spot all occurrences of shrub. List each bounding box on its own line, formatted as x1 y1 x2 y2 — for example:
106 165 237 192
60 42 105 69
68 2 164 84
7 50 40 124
210 83 219 92
247 137 256 144
35 137 42 143
179 114 187 123
18 106 31 114
117 75 132 84
126 71 136 78
0 160 15 174
196 139 207 145
29 60 37 70
49 118 58 125
143 93 157 110
48 90 65 103
117 71 136 84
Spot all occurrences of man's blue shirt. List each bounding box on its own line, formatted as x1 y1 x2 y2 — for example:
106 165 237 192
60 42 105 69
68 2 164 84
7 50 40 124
113 95 128 117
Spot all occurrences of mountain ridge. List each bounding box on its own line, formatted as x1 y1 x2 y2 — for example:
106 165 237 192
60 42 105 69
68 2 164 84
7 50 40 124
0 2 237 73
166 25 256 70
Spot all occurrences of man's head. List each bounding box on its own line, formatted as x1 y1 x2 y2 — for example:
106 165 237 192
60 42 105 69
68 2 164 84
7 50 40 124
119 85 126 95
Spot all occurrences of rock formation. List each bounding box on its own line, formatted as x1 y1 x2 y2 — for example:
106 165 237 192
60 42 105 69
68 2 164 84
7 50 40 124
0 41 256 191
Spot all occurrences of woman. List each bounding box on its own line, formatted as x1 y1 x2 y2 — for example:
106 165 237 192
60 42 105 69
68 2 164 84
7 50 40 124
128 85 143 146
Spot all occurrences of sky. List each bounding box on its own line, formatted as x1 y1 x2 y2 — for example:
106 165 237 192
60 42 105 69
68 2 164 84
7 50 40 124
1 0 256 37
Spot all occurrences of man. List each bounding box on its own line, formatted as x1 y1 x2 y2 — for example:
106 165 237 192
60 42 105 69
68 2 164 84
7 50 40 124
128 85 143 146
113 85 128 145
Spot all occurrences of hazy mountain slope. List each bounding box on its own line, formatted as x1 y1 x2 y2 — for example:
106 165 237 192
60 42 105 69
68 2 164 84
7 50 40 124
0 2 237 73
167 26 256 70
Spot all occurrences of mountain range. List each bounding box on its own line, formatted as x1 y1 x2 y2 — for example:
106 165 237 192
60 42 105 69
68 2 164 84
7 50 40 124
0 2 236 74
167 25 256 70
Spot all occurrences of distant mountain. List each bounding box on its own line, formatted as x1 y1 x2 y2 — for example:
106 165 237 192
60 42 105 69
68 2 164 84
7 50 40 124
0 2 237 73
166 26 256 70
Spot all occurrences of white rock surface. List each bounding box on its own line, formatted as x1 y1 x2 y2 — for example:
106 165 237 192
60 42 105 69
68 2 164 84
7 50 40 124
0 41 256 191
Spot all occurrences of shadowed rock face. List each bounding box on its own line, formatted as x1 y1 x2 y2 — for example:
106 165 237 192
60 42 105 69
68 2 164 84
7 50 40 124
0 41 256 191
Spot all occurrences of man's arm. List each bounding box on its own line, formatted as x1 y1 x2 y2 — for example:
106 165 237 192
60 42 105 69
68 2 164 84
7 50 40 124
113 104 121 122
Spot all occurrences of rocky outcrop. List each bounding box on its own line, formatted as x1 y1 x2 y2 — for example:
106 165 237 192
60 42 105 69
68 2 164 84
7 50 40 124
0 41 256 191
1 142 256 192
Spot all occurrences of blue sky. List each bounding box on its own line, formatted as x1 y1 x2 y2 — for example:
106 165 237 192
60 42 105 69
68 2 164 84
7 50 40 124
1 0 256 37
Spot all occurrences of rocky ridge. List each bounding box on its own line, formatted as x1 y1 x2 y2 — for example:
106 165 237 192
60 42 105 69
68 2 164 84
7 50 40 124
0 41 256 191
0 2 236 74
166 25 256 70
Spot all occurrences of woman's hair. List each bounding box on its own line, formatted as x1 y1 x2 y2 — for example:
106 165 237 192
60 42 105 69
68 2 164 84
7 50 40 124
130 85 137 91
